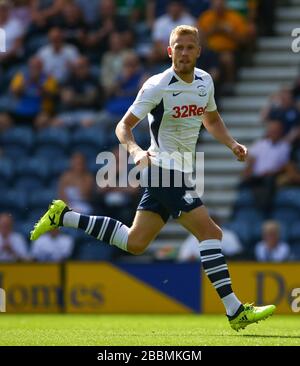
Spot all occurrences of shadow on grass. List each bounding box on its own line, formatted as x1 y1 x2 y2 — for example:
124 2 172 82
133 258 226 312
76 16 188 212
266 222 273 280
241 334 300 339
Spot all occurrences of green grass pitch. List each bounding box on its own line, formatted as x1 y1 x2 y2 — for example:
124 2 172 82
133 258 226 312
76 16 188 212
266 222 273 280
0 314 299 346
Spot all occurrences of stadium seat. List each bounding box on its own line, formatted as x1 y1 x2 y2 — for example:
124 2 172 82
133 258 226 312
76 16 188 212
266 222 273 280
271 208 300 225
35 128 70 157
232 207 264 222
14 176 44 191
16 157 49 182
15 221 34 242
28 188 58 210
291 244 300 260
75 241 117 261
274 188 300 209
35 145 67 160
224 220 252 247
289 223 300 244
234 188 255 209
1 127 33 158
49 158 70 178
0 158 14 187
71 127 108 158
0 189 28 221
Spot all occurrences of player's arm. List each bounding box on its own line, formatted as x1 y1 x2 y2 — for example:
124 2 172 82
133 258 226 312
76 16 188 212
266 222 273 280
115 110 153 167
202 109 248 161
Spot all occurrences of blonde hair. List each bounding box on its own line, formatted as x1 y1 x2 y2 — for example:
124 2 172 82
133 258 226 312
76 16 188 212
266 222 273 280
263 220 280 235
169 25 200 47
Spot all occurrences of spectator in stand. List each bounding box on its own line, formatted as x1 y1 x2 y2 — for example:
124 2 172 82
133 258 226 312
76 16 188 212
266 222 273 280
150 0 195 67
99 52 146 124
198 0 249 93
293 76 300 103
3 56 58 126
53 56 101 127
31 228 74 262
100 32 134 98
0 213 30 262
93 146 140 226
226 0 257 48
177 215 243 261
74 0 100 25
0 0 26 70
256 0 277 36
37 27 80 84
255 221 291 262
84 0 130 62
29 0 65 34
11 0 33 29
58 152 94 214
277 133 300 187
241 120 291 213
56 1 87 53
263 87 300 141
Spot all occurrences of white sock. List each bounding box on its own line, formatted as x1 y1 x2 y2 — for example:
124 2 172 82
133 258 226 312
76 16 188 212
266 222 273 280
63 211 81 228
222 293 242 317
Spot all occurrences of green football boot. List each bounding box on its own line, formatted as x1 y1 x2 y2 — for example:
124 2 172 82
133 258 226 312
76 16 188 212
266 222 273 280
30 200 70 241
229 303 276 331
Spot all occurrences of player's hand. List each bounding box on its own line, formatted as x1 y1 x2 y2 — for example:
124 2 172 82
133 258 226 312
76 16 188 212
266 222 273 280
231 142 248 162
132 150 155 169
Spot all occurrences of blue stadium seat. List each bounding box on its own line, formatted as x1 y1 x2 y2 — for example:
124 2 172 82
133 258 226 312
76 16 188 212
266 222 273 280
28 188 58 210
16 157 49 182
291 244 300 260
1 127 33 158
15 221 33 242
0 158 14 187
224 220 252 247
274 188 300 209
271 208 300 225
71 127 108 159
233 207 264 222
50 158 70 177
289 223 300 244
35 145 67 160
75 241 116 261
36 127 70 153
234 189 255 209
14 176 44 191
0 189 28 220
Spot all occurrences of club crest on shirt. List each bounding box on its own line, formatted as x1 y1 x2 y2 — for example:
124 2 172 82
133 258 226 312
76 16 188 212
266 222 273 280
197 85 207 97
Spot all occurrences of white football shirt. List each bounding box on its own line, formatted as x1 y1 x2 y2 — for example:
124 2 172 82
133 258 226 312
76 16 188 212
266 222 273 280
129 67 217 172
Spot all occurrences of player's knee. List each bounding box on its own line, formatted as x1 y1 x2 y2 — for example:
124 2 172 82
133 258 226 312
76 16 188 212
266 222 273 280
127 236 149 255
128 243 147 255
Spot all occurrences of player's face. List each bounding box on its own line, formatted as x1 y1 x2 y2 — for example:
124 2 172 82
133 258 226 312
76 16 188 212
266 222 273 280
168 34 201 76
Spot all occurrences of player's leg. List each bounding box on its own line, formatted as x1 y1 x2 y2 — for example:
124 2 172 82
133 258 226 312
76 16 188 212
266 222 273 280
30 200 165 255
127 210 166 255
176 205 275 330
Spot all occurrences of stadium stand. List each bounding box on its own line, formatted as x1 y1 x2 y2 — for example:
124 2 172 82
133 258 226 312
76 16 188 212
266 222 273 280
0 0 299 262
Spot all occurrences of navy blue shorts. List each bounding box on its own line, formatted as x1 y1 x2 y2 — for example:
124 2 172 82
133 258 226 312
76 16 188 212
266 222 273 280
137 166 203 223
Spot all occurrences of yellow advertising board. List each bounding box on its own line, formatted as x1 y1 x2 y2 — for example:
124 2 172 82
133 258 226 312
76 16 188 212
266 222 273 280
65 262 193 313
0 264 61 313
203 263 300 314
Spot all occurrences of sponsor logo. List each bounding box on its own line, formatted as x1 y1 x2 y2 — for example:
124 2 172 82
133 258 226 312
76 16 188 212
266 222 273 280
172 105 207 118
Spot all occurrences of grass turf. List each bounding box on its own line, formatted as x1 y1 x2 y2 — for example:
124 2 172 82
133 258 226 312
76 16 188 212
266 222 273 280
0 314 299 346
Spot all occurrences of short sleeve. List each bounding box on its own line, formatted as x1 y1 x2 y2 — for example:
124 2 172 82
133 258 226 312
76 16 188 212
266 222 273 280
206 77 217 112
129 78 162 120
